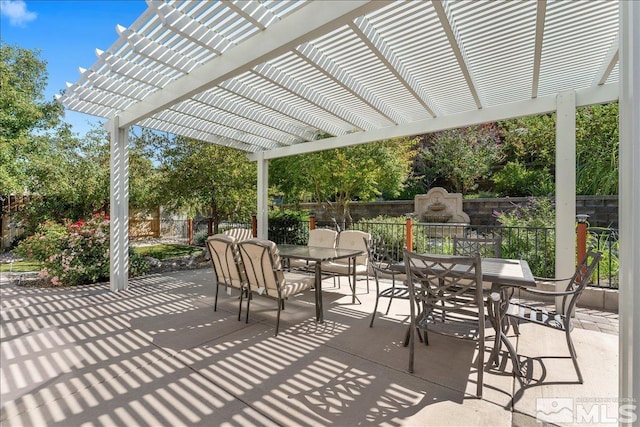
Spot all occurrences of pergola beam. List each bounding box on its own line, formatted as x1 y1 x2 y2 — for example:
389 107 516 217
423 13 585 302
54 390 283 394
432 0 484 109
253 83 618 161
108 0 391 129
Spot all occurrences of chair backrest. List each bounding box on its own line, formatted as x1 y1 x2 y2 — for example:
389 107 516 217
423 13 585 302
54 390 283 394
237 238 284 298
206 234 244 289
403 249 484 337
336 230 371 266
365 236 396 274
223 228 254 242
453 235 502 258
308 228 338 248
561 250 603 315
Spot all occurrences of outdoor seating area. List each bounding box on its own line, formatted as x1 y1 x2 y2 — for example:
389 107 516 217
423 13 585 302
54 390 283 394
0 264 618 426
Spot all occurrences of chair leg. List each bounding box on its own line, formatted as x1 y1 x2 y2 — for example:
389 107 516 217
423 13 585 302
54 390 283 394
214 283 219 312
565 329 583 383
369 291 380 327
275 299 282 336
476 343 484 398
245 291 251 324
237 287 243 321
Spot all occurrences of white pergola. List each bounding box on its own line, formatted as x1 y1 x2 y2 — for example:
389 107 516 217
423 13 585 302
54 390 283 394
58 0 638 412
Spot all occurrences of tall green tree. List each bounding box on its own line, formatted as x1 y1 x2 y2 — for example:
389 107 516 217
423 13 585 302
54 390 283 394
270 138 416 227
154 136 257 232
0 43 64 194
416 125 504 194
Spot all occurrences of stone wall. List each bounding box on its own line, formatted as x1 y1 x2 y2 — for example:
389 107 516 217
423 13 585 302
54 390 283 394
291 195 618 228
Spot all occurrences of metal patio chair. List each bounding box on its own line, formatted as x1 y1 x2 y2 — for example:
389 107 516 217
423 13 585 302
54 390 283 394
404 249 486 398
505 250 602 383
366 236 410 327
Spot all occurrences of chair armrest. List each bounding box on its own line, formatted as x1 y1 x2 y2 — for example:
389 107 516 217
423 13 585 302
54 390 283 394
534 276 572 282
518 287 579 297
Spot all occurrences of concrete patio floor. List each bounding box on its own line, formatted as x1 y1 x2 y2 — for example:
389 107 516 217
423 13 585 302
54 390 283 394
1 268 618 426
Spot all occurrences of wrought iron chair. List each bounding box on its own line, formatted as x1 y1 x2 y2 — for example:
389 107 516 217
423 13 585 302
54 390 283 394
206 234 247 321
366 236 410 327
505 250 602 383
238 238 315 336
453 235 502 258
404 249 486 398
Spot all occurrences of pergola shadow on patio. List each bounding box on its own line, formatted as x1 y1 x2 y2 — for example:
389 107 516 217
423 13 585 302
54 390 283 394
56 0 638 403
1 269 617 426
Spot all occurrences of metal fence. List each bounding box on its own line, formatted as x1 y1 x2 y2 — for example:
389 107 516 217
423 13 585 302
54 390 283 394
309 221 618 289
154 218 618 289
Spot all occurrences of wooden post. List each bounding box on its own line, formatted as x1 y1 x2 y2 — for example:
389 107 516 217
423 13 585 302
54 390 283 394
188 218 193 245
310 214 316 230
251 215 257 237
405 215 413 252
576 215 589 281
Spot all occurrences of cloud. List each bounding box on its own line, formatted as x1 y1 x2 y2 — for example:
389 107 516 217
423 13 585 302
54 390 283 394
1 0 37 26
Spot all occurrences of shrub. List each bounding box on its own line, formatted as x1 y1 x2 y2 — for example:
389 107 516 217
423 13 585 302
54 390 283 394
193 230 209 247
16 214 149 286
493 197 555 277
492 161 554 196
14 220 68 262
268 209 308 245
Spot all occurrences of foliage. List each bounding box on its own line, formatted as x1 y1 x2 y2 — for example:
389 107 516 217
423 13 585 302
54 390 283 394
0 259 42 273
270 138 416 228
576 103 618 195
0 43 64 194
151 135 256 232
354 215 406 261
15 215 148 286
134 244 203 260
14 220 67 261
492 161 554 196
193 231 209 247
268 209 308 245
587 227 619 287
493 197 555 277
416 125 504 194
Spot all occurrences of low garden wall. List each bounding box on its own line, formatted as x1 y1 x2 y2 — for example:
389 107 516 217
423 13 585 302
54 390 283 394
292 195 618 228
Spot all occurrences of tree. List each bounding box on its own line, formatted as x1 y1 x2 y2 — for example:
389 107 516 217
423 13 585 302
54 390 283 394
0 43 64 194
153 136 257 232
270 138 416 227
417 125 504 194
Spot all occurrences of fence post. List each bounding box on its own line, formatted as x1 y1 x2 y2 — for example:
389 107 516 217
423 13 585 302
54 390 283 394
188 218 193 245
207 218 213 236
405 214 413 251
576 214 589 264
310 213 316 230
251 215 257 237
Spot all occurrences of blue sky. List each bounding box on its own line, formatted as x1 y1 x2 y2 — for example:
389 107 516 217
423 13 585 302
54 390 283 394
1 0 148 135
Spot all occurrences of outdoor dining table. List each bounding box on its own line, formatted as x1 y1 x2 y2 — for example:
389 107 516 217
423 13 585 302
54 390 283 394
392 257 536 375
277 244 363 323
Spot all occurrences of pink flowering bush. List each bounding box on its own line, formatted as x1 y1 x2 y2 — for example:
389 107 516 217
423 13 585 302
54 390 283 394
16 214 148 286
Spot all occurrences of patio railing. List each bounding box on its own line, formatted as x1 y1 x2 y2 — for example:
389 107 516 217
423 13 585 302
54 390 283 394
309 221 618 289
149 217 619 289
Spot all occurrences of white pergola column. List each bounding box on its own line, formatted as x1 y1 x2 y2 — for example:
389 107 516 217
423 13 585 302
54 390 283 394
109 117 129 291
256 151 269 239
555 90 577 311
619 0 640 413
